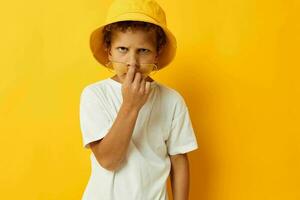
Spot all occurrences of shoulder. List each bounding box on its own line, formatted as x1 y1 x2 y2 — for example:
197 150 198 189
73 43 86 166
81 78 111 94
155 82 188 114
80 78 111 100
156 82 186 103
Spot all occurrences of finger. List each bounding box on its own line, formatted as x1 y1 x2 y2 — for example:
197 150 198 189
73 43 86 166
145 81 151 94
133 72 142 89
139 78 145 94
141 73 147 80
124 66 135 84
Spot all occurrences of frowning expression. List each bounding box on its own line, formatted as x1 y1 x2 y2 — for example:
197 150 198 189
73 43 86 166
108 28 159 80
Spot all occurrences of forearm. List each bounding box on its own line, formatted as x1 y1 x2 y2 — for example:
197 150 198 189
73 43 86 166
170 154 190 200
91 103 139 171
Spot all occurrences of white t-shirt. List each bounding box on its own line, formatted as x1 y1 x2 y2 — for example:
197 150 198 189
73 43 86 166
79 77 198 200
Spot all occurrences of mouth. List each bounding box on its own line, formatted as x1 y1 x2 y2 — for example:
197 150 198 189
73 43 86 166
122 73 147 78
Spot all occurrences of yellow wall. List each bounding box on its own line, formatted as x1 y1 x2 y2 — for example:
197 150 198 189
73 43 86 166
1 0 299 199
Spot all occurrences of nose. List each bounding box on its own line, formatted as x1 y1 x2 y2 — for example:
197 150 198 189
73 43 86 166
126 53 139 69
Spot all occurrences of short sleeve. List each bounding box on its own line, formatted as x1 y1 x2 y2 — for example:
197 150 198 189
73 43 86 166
166 95 199 155
79 87 112 149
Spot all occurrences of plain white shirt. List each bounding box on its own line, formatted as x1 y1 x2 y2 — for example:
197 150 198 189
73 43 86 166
79 77 198 200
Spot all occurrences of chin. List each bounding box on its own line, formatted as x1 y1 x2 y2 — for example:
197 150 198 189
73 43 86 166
119 75 126 82
118 73 149 82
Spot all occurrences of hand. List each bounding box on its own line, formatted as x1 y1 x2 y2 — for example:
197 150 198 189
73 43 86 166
121 66 152 111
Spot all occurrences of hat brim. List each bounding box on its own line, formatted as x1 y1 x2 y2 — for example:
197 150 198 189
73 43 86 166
90 12 177 70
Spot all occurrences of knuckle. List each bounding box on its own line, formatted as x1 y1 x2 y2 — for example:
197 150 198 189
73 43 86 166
139 88 144 94
132 85 139 91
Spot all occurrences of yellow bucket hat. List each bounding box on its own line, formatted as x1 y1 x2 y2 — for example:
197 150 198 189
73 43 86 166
89 0 177 70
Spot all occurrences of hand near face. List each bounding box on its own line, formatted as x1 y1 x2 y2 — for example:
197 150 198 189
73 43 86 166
112 62 155 80
121 66 152 111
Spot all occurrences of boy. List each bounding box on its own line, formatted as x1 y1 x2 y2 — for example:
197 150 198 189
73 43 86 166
79 0 198 199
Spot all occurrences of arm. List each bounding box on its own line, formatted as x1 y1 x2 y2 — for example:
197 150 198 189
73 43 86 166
170 153 190 200
89 67 151 172
89 104 139 171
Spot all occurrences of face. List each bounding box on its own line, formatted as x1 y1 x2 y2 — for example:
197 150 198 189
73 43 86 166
108 28 159 82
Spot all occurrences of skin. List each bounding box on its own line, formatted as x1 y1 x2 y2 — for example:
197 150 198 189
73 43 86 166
109 28 158 110
170 153 190 200
90 28 190 200
108 28 158 84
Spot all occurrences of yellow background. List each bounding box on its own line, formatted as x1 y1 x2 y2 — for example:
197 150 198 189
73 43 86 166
1 0 299 199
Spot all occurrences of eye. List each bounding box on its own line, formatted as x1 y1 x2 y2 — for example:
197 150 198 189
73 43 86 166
117 47 128 53
139 48 150 54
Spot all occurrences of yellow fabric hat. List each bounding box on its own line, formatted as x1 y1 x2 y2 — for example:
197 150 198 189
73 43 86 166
89 0 177 70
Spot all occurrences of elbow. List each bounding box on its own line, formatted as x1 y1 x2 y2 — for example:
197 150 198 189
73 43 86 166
96 156 124 172
89 141 125 171
100 161 119 172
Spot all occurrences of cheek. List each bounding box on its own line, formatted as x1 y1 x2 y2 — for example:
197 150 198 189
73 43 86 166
142 53 158 63
110 48 124 59
113 65 128 76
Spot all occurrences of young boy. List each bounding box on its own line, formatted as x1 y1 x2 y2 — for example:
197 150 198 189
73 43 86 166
79 0 198 199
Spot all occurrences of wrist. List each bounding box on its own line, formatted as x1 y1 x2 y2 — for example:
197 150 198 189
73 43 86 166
120 103 140 115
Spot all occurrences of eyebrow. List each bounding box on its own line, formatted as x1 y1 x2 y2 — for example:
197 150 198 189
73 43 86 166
115 46 153 50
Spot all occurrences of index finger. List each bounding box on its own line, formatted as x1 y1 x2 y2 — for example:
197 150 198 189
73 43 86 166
124 66 135 84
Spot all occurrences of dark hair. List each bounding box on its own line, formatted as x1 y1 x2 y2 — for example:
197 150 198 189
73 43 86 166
102 21 167 54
